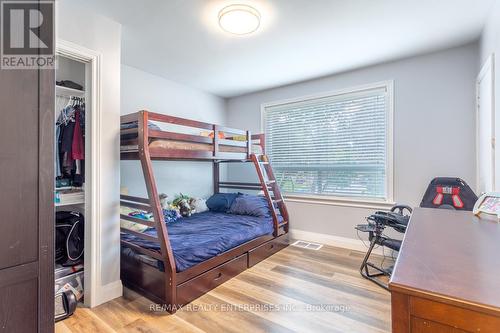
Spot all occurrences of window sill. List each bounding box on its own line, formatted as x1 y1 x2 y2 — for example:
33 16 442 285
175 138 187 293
283 194 396 210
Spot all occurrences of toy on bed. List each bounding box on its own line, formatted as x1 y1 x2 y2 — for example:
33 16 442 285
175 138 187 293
120 206 151 233
171 193 195 217
163 209 180 223
159 193 182 222
129 210 153 220
159 193 209 219
190 197 208 213
200 131 225 139
159 193 169 210
178 199 193 217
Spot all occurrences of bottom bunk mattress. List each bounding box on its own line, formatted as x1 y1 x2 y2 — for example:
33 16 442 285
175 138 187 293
121 211 275 272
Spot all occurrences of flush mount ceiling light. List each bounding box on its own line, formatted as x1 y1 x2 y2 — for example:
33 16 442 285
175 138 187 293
218 4 261 35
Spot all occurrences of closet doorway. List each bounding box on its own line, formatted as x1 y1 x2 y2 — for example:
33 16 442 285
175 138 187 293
55 40 102 310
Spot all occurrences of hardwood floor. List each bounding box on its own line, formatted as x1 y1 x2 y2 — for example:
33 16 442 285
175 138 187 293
55 244 393 333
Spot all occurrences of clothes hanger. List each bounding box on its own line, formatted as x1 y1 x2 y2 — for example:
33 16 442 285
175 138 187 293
57 99 72 126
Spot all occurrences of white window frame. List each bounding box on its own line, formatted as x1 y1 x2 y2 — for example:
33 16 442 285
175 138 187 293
261 81 395 209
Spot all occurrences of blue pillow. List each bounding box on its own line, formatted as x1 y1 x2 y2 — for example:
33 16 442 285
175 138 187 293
228 194 272 218
206 193 240 212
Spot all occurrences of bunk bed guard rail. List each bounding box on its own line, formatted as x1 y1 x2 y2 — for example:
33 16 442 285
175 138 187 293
120 110 265 160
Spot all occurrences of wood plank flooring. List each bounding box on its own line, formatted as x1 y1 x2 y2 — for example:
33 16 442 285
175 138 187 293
55 243 393 333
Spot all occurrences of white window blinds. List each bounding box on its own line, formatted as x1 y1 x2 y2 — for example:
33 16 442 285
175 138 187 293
264 84 391 200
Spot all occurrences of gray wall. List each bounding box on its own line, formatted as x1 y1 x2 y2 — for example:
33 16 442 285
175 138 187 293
120 65 227 200
226 43 479 239
480 0 500 189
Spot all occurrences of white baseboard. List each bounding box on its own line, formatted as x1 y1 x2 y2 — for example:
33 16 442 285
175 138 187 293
94 280 123 307
289 229 384 255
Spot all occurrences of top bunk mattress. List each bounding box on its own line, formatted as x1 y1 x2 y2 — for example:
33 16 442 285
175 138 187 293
121 139 263 154
121 211 275 272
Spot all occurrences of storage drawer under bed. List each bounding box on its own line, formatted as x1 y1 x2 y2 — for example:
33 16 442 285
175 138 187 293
248 234 289 267
176 253 248 305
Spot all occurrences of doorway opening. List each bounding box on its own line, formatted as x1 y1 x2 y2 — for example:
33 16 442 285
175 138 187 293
54 41 102 319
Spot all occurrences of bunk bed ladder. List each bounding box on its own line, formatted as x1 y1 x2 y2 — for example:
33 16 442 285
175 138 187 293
137 111 178 305
251 154 289 236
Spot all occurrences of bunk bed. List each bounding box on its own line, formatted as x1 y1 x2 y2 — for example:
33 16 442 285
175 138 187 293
119 110 290 312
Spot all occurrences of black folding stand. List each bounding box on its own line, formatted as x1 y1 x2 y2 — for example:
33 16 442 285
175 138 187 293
356 205 412 290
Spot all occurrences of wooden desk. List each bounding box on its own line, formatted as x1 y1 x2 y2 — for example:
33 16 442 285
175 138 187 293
389 208 500 332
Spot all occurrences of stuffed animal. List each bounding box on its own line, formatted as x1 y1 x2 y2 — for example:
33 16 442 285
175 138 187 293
159 193 169 210
189 198 208 213
177 199 193 217
172 193 195 217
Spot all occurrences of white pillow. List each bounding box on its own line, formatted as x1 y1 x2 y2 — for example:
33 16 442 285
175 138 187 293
192 198 208 213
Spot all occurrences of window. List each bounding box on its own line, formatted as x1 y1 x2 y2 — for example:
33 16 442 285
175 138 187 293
263 82 393 202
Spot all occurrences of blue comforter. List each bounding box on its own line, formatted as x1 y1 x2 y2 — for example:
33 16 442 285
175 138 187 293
121 211 275 272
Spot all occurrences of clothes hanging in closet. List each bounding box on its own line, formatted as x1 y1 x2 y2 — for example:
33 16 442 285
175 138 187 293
56 97 85 186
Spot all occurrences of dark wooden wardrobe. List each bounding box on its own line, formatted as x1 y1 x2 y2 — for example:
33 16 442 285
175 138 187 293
0 1 55 331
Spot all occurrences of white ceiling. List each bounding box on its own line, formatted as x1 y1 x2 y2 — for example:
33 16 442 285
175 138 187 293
73 0 495 98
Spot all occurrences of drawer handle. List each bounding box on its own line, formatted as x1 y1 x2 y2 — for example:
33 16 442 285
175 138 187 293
214 272 223 280
269 244 275 249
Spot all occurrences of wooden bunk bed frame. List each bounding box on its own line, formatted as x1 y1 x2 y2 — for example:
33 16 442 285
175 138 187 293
119 110 290 312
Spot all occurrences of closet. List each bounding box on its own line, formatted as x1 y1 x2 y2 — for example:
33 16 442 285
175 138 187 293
54 55 90 321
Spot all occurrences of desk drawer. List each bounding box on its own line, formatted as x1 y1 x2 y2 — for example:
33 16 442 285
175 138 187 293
410 297 500 333
411 317 467 332
177 254 247 305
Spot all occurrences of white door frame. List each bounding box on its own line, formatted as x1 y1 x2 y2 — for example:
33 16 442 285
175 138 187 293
56 39 102 307
476 54 496 194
